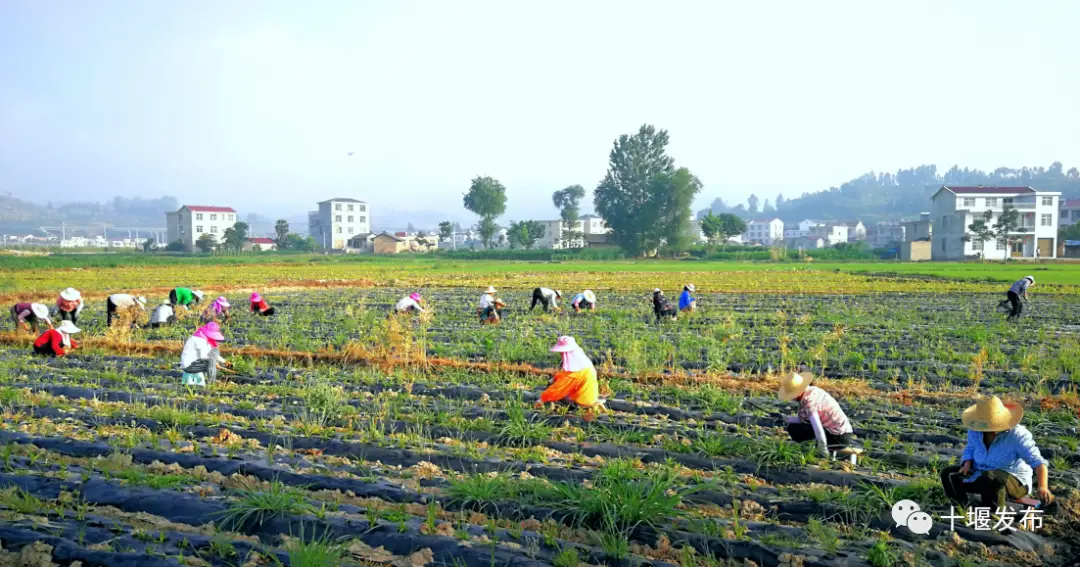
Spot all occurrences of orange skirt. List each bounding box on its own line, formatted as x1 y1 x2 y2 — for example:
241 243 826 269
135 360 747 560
540 368 599 407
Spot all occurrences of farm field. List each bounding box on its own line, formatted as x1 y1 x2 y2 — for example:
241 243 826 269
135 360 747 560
0 259 1078 567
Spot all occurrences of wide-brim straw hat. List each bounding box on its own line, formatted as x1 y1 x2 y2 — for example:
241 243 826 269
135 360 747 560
60 288 81 302
554 290 562 298
136 296 147 308
57 320 80 334
550 336 579 352
192 290 205 301
30 304 49 319
962 396 1023 432
583 290 596 303
686 284 696 292
485 286 497 294
778 371 814 402
652 288 662 294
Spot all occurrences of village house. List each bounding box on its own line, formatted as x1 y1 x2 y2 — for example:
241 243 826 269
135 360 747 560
931 186 1059 260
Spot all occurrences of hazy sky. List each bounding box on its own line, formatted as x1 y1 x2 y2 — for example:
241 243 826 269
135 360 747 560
2 1 1078 223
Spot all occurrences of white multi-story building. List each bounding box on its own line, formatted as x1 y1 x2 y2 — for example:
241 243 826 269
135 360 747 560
166 206 238 251
308 198 371 250
809 223 849 246
534 220 585 249
839 220 866 242
931 186 1059 260
743 218 784 245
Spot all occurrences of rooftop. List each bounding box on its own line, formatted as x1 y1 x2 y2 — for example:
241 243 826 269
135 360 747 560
940 186 1037 195
246 237 275 244
750 218 780 223
318 198 366 203
183 205 236 213
375 232 404 242
1061 199 1080 208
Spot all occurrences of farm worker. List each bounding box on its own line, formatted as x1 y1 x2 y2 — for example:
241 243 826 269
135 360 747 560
54 288 83 325
201 296 231 324
1004 276 1034 321
679 284 697 313
32 320 80 357
149 303 176 328
10 303 52 333
395 293 425 314
169 287 204 309
478 286 504 323
535 336 603 409
779 372 853 457
250 293 276 316
180 322 227 386
571 290 597 313
529 288 561 312
651 289 677 321
106 293 146 327
940 396 1053 510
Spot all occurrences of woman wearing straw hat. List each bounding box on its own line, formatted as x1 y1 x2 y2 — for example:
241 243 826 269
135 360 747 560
679 284 697 313
32 320 81 357
651 289 678 321
477 286 505 324
250 292 276 316
180 322 228 386
535 336 604 410
939 396 1053 510
10 302 52 333
529 287 561 313
571 290 597 313
779 372 854 457
54 288 84 326
105 293 146 328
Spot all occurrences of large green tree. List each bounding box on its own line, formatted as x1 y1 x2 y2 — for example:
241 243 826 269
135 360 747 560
507 220 547 249
438 221 454 242
594 125 702 256
965 210 995 257
993 208 1027 260
700 212 746 245
195 233 216 253
552 185 585 247
221 221 250 250
463 176 508 249
274 220 290 247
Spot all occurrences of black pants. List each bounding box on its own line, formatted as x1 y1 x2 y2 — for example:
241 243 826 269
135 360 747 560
150 315 176 329
530 289 551 311
576 300 594 311
57 309 78 326
106 298 118 327
11 306 41 332
654 302 677 320
1007 291 1022 320
787 422 851 447
169 289 178 306
940 465 1027 509
255 306 275 316
33 343 57 357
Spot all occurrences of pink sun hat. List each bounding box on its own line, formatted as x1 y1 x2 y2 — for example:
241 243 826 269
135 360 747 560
195 322 225 341
550 336 579 353
409 292 422 302
250 292 263 303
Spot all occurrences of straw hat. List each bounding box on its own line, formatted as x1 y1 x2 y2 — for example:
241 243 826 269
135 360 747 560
59 288 81 302
778 371 814 402
686 284 696 292
583 290 596 303
57 320 80 334
135 296 147 308
961 396 1023 432
485 286 497 294
1025 275 1035 284
554 290 562 299
192 290 205 301
550 336 579 352
30 304 49 319
652 288 662 294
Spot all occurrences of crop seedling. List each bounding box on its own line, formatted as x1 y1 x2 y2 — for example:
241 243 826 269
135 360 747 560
218 481 316 529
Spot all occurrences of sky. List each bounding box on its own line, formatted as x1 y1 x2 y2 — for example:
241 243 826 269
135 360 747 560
2 1 1079 224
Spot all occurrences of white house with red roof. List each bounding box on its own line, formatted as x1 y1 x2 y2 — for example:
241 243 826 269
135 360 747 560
931 186 1059 260
243 237 277 251
166 205 239 251
743 218 784 245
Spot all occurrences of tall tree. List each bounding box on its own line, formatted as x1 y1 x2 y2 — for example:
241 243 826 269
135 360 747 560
552 184 585 247
463 176 508 248
507 220 546 250
438 221 454 242
965 210 995 257
993 208 1027 261
747 194 760 215
700 212 747 246
221 221 249 250
142 238 155 252
594 124 702 256
274 220 290 247
195 233 216 253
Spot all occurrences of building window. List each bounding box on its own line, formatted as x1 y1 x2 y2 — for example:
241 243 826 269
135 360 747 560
335 215 342 222
941 239 946 252
195 226 203 233
963 198 976 207
228 214 234 221
986 198 998 207
335 204 342 211
996 240 1005 250
1042 196 1053 206
360 205 366 212
196 213 203 221
973 239 983 251
1003 198 1014 207
347 227 354 234
210 226 218 233
348 216 354 222
941 216 949 229
210 214 217 221
336 226 342 233
360 216 366 223
348 205 354 211
1041 214 1053 226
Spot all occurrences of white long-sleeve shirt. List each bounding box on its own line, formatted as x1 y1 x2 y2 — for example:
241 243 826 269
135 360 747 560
479 293 494 309
109 294 144 309
395 297 424 313
539 288 559 309
180 335 225 369
150 304 174 324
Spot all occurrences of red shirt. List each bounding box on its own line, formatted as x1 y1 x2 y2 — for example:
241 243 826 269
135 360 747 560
251 299 269 312
34 329 78 356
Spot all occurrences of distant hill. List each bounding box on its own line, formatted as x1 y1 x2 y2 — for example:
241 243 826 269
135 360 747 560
0 195 179 236
698 162 1080 223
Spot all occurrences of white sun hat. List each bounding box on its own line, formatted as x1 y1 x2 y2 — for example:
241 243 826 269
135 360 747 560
686 284 696 292
60 288 81 302
135 296 147 308
192 290 205 301
485 286 497 294
30 304 49 319
583 290 596 303
57 320 81 334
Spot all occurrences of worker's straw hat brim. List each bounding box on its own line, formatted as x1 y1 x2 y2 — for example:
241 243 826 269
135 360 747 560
962 397 1023 432
778 371 813 402
57 321 80 334
583 291 596 303
60 288 81 301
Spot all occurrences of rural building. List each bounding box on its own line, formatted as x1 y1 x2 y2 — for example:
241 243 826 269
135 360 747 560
346 233 376 253
308 198 371 251
786 235 826 250
809 223 849 246
1060 240 1080 258
901 213 932 242
243 237 277 251
1060 199 1080 228
867 221 906 249
931 186 1059 260
901 240 931 261
165 205 238 252
839 220 866 242
580 215 609 237
534 219 585 249
743 218 784 245
372 232 437 255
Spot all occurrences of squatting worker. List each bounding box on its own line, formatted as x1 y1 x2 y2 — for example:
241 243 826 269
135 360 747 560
169 287 204 309
535 336 604 409
940 396 1053 510
202 296 231 324
33 320 81 357
250 293 276 316
1004 276 1034 321
530 288 561 312
679 284 697 313
395 292 425 314
150 303 176 328
106 293 146 327
652 289 677 321
11 303 52 333
54 288 83 325
779 371 854 457
571 290 597 313
180 322 227 386
478 286 503 323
